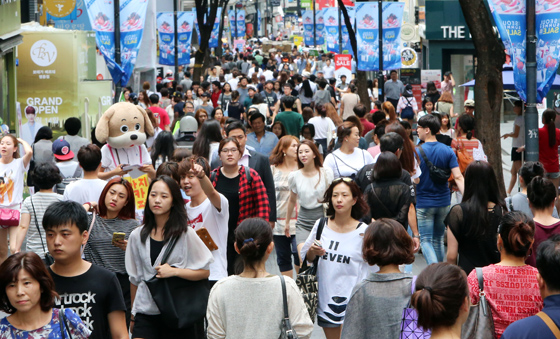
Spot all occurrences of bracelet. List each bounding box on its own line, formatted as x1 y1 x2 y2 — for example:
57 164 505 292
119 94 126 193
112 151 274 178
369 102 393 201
413 234 420 239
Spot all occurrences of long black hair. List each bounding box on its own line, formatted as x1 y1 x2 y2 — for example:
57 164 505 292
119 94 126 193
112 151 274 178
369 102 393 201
151 131 176 167
302 79 313 98
34 126 53 143
462 161 506 237
542 109 557 148
192 120 223 160
141 175 189 243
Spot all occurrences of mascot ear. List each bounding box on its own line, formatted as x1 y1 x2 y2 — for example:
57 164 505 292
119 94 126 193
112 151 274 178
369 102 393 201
95 105 116 143
138 105 155 137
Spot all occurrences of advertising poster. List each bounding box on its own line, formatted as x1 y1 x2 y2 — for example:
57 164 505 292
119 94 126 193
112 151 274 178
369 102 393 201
315 9 326 46
237 10 246 39
209 8 222 48
536 0 560 102
335 54 352 80
356 2 379 71
178 12 195 63
325 8 339 53
234 39 246 51
341 7 355 54
46 0 92 30
156 12 175 65
488 0 527 100
228 10 238 39
421 69 442 89
381 2 404 70
302 10 315 46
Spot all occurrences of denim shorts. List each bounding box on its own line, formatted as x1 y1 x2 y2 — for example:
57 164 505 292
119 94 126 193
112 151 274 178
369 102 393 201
318 315 341 328
546 171 560 179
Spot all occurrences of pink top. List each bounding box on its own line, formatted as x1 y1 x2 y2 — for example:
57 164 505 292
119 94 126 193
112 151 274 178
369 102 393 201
367 145 381 159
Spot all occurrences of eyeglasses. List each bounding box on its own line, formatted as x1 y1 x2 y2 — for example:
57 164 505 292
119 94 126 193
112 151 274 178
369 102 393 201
220 148 239 154
333 177 353 183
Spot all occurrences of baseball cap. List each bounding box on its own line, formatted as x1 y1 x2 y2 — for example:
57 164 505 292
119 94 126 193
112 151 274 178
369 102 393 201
52 138 74 161
464 99 475 107
25 106 36 115
202 92 212 98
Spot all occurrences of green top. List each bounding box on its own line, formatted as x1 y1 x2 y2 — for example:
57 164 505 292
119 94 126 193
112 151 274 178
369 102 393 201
275 110 304 137
243 96 255 112
254 54 263 65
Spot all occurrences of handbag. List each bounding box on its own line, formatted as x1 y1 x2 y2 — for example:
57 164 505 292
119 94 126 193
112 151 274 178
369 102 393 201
461 268 495 339
30 197 54 266
417 145 451 185
295 217 327 320
145 235 210 330
0 208 20 227
400 276 431 339
279 275 299 339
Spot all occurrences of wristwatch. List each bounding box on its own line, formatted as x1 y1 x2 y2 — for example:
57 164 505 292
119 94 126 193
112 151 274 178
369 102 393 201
413 234 420 239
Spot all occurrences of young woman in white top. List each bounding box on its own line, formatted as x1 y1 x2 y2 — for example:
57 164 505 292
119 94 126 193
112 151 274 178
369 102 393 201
323 122 374 179
206 218 314 339
0 135 32 263
439 112 455 137
308 104 336 157
301 178 374 339
125 175 213 339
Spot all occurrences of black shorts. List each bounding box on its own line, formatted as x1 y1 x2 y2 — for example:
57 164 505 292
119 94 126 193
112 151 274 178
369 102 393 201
132 313 205 339
511 147 523 162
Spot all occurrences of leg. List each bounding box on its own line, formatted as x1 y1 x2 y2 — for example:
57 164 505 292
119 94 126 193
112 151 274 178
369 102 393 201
273 235 294 277
432 206 450 263
323 326 342 339
7 226 17 256
416 207 439 265
550 176 560 192
507 160 522 194
0 227 8 264
291 235 300 274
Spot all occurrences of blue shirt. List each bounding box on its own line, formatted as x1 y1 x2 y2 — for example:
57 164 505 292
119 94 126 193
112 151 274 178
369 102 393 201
246 131 279 156
415 141 459 209
501 295 560 339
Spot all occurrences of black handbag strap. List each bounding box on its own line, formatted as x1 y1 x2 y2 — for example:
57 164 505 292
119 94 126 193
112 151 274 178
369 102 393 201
59 309 73 339
476 267 484 292
476 267 490 316
280 275 289 319
160 236 179 265
417 145 433 169
30 197 48 255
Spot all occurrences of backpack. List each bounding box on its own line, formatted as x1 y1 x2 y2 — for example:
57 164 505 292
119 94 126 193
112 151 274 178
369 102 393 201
448 138 474 184
401 97 415 120
210 165 252 185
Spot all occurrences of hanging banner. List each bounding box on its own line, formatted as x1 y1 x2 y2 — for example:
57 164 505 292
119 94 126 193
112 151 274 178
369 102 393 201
341 7 355 54
258 10 262 33
303 10 314 46
382 2 404 70
229 10 237 39
119 0 149 86
178 12 195 63
156 12 175 65
209 8 222 48
237 10 246 39
47 0 92 30
356 2 379 71
536 0 560 102
316 9 326 46
325 8 339 53
488 0 527 101
234 39 246 51
335 54 353 80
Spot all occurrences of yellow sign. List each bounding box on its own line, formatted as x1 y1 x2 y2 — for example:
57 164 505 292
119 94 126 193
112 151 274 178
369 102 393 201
125 174 150 211
401 48 417 67
294 36 304 47
45 0 77 18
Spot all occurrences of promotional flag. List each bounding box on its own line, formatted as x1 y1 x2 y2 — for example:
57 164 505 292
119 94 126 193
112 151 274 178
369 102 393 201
258 10 262 33
229 10 237 39
335 54 352 80
302 10 314 46
488 0 527 100
325 8 339 52
316 9 326 46
341 6 355 54
209 8 222 48
237 10 246 38
178 12 195 63
157 12 175 65
356 2 379 71
536 0 560 101
381 2 404 70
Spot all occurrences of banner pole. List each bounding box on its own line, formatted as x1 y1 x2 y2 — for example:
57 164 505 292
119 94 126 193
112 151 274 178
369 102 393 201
114 0 121 103
174 0 179 81
378 0 384 101
338 4 342 53
525 0 538 161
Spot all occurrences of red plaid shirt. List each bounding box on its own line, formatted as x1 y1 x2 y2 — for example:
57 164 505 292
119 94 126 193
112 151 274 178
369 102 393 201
211 166 270 225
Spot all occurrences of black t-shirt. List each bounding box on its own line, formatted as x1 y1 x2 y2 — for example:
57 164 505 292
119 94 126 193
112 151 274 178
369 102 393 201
49 264 126 339
215 174 240 241
355 165 415 203
150 238 164 265
174 102 185 116
327 85 336 101
227 101 245 120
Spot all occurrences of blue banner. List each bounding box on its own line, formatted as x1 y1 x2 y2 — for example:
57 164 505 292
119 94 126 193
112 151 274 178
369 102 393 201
178 12 195 62
237 10 246 39
325 8 339 53
382 2 404 70
316 9 326 46
228 10 237 39
536 0 560 101
258 10 261 34
48 0 92 30
119 0 149 86
356 2 379 71
303 10 314 46
488 0 527 101
157 12 194 66
342 7 355 54
194 8 222 47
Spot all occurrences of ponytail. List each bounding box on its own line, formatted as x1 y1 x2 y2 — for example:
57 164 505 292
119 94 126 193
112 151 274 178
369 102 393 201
499 211 535 258
543 109 557 148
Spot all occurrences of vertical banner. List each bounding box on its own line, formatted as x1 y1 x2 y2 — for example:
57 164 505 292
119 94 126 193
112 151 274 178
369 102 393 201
303 10 315 46
536 0 560 101
119 0 149 85
236 10 246 38
229 10 237 39
488 0 527 101
258 10 262 33
325 8 339 53
341 6 355 54
316 9 326 46
381 2 404 70
178 12 195 63
356 2 379 71
157 12 175 65
209 8 222 48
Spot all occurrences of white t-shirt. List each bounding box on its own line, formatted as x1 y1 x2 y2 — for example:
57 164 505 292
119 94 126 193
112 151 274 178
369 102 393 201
323 65 335 79
63 178 108 205
0 158 28 209
228 78 240 91
100 145 152 171
308 116 336 139
300 219 377 325
513 115 525 148
288 168 334 210
186 194 229 281
324 149 374 179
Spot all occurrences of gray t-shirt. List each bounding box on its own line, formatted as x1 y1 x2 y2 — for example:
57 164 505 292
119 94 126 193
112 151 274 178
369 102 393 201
180 78 192 91
506 192 559 218
313 89 332 107
21 193 63 256
63 135 90 160
384 80 404 100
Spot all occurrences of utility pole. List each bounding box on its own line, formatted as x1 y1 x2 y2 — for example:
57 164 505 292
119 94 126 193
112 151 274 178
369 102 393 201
525 0 538 161
338 4 342 53
114 0 121 103
378 0 384 101
174 0 179 82
313 0 316 46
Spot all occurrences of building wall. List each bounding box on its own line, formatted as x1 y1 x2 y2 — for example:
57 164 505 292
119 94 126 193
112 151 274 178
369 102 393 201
0 0 22 131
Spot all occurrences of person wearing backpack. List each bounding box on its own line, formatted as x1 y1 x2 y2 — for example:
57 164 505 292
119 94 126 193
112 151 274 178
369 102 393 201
396 84 418 123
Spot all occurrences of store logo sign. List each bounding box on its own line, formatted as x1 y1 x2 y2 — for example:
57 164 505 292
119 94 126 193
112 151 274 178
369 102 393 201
30 40 58 67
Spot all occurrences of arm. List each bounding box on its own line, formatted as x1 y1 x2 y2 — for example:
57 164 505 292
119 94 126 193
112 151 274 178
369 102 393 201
502 124 521 139
339 100 345 117
296 98 303 114
446 227 459 265
18 138 33 168
285 191 298 237
13 213 31 254
450 74 456 87
449 105 455 118
451 167 464 194
190 161 222 211
107 310 129 339
155 264 210 280
97 165 131 180
130 283 137 311
408 203 420 252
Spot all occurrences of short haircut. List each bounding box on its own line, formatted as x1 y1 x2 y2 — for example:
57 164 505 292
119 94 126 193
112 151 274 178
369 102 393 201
160 88 169 97
0 252 58 314
42 201 89 233
373 122 387 138
249 112 265 123
225 120 247 136
390 70 398 75
281 95 296 109
77 144 101 172
155 161 181 183
178 156 211 178
353 104 367 118
372 111 386 125
379 132 404 153
32 162 62 190
536 234 560 292
97 179 134 220
362 219 414 266
149 93 160 104
218 137 241 153
64 118 82 136
417 114 441 135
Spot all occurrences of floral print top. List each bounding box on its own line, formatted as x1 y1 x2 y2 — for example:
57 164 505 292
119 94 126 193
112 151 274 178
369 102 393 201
0 308 91 339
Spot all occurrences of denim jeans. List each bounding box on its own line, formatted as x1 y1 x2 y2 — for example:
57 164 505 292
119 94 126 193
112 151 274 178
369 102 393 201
417 206 450 265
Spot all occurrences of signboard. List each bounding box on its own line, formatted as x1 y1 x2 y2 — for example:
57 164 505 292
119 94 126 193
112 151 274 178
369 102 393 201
294 36 304 46
400 68 422 106
421 69 442 89
46 0 92 31
125 174 149 211
401 48 417 68
234 39 246 51
424 1 471 40
157 12 194 65
334 54 352 80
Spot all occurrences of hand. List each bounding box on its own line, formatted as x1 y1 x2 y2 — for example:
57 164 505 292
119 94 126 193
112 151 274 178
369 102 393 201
285 225 290 238
112 239 127 251
139 164 154 173
501 133 510 139
189 158 205 179
309 243 326 257
516 146 525 153
114 165 132 177
155 263 176 278
16 138 24 144
412 237 420 253
83 202 99 213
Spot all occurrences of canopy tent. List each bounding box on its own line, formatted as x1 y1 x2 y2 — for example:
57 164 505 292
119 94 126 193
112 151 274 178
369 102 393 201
460 70 560 89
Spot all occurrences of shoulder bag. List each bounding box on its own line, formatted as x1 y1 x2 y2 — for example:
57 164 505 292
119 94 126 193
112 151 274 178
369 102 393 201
400 276 431 339
295 217 327 320
461 267 495 339
279 275 299 339
536 312 560 339
417 145 451 185
30 197 54 266
145 234 210 330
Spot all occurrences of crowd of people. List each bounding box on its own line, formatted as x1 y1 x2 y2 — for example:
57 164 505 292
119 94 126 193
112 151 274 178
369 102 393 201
0 45 559 339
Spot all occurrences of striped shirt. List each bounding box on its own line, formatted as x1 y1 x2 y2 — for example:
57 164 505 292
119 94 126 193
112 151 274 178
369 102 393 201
21 192 63 257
